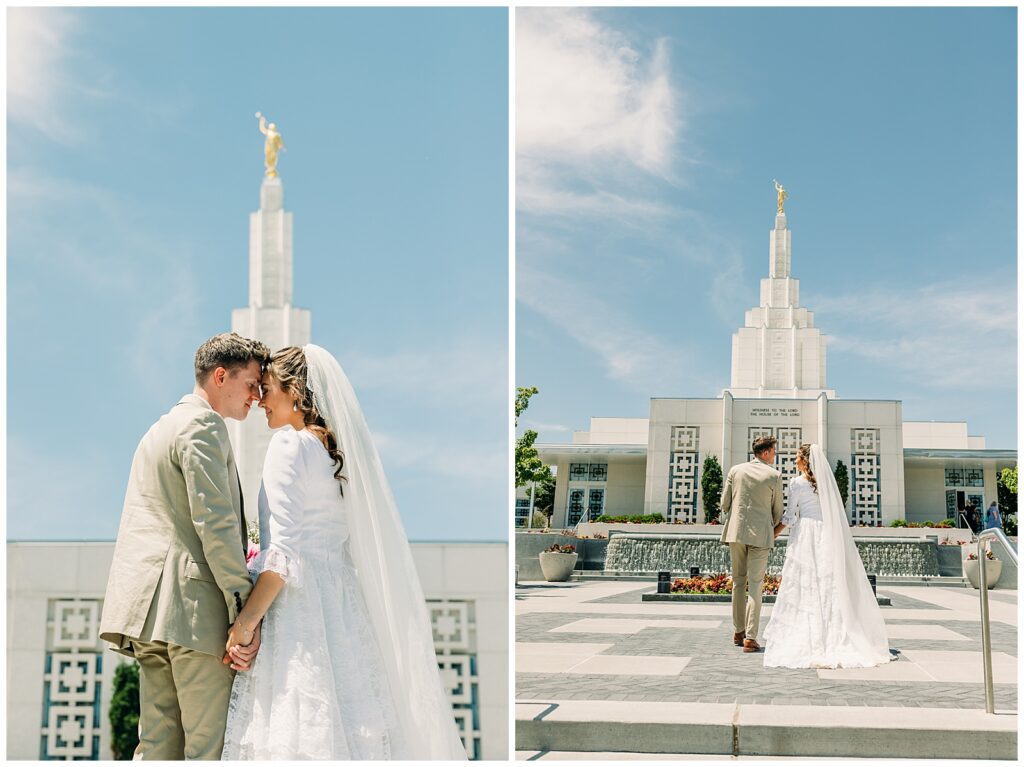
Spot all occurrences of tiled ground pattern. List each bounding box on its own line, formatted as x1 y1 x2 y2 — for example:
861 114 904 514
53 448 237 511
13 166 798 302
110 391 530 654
517 585 1018 711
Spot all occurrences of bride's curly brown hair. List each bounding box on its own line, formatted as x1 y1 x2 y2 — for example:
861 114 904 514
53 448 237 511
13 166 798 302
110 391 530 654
266 346 346 495
797 443 818 494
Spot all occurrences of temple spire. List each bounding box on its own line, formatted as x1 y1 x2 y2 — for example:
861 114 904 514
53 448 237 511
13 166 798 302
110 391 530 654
725 203 834 399
228 165 312 513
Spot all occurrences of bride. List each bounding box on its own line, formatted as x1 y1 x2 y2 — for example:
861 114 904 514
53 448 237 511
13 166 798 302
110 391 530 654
763 443 892 669
221 344 467 760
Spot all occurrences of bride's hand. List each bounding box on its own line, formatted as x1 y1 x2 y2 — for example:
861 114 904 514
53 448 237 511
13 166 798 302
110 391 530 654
226 620 255 660
229 622 262 671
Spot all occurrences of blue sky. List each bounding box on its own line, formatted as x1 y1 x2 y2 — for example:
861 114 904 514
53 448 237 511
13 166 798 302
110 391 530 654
516 7 1017 449
7 7 508 542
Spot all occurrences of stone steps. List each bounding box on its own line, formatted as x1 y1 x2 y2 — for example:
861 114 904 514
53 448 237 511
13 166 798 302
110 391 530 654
516 700 1018 760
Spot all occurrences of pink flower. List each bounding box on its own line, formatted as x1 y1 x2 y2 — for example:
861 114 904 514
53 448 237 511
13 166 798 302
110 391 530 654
246 543 260 566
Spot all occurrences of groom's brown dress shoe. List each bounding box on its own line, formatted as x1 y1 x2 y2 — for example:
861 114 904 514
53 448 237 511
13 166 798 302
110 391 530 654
733 631 746 646
742 638 762 653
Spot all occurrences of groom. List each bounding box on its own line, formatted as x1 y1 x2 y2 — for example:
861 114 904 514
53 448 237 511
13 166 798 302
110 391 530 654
99 332 270 759
719 436 784 653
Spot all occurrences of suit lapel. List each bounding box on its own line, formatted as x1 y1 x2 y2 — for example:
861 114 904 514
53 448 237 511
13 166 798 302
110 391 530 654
237 468 247 555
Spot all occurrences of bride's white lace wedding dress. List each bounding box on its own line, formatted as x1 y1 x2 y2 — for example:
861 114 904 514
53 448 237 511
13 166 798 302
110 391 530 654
221 344 467 761
763 446 892 669
222 428 399 759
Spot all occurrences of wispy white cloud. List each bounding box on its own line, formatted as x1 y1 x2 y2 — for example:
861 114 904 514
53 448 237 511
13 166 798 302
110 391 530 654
7 8 96 143
517 263 717 396
516 8 680 219
811 277 1016 391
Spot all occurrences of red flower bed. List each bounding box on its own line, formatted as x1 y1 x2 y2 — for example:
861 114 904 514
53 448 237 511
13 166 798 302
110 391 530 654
671 572 781 596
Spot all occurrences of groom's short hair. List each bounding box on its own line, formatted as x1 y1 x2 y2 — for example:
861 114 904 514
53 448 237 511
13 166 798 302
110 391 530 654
194 333 271 383
752 436 778 456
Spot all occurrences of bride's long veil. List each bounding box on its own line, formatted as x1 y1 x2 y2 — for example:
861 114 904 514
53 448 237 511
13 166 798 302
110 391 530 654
810 444 891 664
303 344 468 760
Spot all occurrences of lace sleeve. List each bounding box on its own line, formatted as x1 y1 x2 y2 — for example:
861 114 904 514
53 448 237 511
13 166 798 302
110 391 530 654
781 479 801 526
257 429 307 587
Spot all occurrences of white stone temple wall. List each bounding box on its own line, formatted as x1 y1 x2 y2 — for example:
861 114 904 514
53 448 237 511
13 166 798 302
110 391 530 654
645 399 725 521
603 462 647 516
6 541 507 761
904 463 948 522
825 400 904 525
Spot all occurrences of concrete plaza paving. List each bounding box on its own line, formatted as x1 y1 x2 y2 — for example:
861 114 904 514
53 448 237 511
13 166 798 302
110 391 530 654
515 580 1018 759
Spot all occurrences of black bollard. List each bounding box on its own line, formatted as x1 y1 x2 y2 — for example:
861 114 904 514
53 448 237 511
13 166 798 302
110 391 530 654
689 566 701 578
657 571 671 594
867 573 877 596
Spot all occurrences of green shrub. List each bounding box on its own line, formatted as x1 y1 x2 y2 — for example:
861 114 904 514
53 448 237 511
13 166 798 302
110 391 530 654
890 519 907 528
700 455 723 524
594 513 665 524
834 459 850 508
109 661 140 760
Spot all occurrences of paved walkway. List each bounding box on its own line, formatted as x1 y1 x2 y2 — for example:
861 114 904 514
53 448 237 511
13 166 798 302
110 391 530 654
516 580 1018 758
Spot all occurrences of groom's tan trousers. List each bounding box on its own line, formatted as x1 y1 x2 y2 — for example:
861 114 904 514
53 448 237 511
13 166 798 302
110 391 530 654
729 543 771 638
131 640 236 760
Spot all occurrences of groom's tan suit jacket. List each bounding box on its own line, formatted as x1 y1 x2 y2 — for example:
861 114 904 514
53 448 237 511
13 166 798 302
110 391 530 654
719 458 785 549
100 394 253 659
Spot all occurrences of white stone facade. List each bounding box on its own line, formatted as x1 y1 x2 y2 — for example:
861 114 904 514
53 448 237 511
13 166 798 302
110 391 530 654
6 541 508 761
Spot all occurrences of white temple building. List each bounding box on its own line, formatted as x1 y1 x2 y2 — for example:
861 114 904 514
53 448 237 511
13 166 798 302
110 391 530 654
526 205 1016 529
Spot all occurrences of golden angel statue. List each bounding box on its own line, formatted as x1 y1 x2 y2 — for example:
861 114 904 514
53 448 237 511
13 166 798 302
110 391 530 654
773 179 788 214
255 112 286 177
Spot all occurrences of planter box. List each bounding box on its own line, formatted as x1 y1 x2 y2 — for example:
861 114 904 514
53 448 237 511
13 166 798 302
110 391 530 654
539 551 578 582
964 559 1003 589
515 533 606 581
642 592 892 606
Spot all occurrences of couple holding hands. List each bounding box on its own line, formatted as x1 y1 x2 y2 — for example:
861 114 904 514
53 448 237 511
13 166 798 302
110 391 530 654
720 436 893 669
99 333 466 760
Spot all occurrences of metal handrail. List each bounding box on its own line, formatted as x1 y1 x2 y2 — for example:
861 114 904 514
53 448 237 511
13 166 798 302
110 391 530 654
977 527 1018 714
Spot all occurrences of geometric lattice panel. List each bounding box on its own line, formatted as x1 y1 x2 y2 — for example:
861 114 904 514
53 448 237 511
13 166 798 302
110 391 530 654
667 426 700 523
430 601 471 652
52 601 100 651
566 488 586 527
43 705 96 760
47 654 98 704
851 428 881 526
428 599 480 760
42 599 103 760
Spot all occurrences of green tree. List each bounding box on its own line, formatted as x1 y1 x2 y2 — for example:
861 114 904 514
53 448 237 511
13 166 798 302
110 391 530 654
516 387 555 528
109 661 140 760
700 455 724 523
515 387 553 487
997 466 1017 517
834 459 850 509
